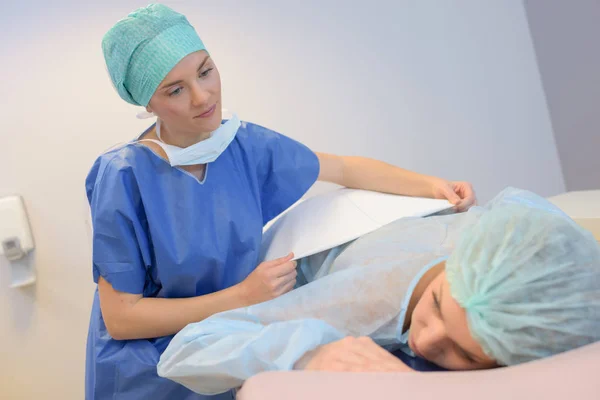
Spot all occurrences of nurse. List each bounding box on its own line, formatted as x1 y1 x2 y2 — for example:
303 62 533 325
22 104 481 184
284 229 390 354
85 3 476 399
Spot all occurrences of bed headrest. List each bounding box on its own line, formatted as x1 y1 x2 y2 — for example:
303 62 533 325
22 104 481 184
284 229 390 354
549 190 600 242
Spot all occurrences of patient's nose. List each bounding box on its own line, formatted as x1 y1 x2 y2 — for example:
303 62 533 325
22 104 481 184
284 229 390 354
418 323 448 359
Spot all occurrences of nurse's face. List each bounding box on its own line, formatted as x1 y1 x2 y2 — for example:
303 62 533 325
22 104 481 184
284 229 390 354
409 270 498 370
147 50 222 137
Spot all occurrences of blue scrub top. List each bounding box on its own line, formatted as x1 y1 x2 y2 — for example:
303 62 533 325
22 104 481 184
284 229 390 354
84 121 320 399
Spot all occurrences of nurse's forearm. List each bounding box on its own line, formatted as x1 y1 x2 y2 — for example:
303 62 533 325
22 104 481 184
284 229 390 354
98 277 248 340
127 287 248 339
316 153 440 198
341 156 439 198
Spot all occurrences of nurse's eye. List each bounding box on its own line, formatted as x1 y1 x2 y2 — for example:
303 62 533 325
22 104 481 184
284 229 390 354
169 87 183 97
199 68 213 78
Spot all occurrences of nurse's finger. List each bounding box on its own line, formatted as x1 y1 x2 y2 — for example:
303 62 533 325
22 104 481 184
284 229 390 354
274 268 298 287
455 195 477 212
454 200 468 212
263 253 294 268
442 187 461 205
272 260 298 278
276 277 297 296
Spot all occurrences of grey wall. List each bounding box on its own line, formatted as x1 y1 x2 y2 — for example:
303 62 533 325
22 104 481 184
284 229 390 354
524 0 600 191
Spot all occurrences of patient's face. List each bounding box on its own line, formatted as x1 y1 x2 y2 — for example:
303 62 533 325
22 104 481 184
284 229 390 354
409 271 497 370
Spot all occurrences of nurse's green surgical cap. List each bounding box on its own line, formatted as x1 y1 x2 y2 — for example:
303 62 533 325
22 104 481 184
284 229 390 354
102 3 207 107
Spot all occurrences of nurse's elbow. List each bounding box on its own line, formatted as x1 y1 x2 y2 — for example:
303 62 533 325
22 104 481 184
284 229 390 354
100 306 132 340
103 308 143 340
105 318 128 340
97 277 143 340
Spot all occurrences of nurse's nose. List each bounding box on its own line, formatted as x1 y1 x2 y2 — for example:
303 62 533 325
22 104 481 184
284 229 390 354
190 82 210 108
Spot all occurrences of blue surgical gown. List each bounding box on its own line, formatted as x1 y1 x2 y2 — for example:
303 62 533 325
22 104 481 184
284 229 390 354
84 121 320 399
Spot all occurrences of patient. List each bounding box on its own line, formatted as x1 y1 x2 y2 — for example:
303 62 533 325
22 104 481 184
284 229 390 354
157 188 600 394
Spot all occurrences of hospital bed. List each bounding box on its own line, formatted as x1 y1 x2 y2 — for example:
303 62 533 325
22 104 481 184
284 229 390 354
237 340 600 400
237 190 600 400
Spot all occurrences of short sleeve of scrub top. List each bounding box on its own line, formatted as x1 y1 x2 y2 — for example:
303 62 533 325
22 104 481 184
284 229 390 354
239 122 320 225
86 154 150 294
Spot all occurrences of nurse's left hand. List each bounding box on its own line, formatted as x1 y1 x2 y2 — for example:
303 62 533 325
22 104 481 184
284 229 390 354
431 179 477 212
295 337 413 372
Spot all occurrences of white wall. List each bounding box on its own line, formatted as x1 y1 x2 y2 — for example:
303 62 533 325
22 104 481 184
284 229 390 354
0 1 564 398
524 0 600 191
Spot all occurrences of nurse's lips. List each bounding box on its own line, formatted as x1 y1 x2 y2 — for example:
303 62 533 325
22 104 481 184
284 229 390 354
194 104 216 118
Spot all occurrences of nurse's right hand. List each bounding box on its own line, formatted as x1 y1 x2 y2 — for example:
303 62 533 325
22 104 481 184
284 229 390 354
237 253 298 305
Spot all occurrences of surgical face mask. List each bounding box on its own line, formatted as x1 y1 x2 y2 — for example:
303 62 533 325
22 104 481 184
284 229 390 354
140 114 240 166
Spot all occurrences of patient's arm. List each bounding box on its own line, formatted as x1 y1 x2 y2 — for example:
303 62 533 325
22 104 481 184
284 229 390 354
157 249 438 395
156 262 416 395
157 314 410 396
157 316 345 395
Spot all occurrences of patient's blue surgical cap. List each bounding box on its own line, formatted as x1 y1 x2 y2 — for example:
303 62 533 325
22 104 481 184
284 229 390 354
102 4 207 106
446 204 600 366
